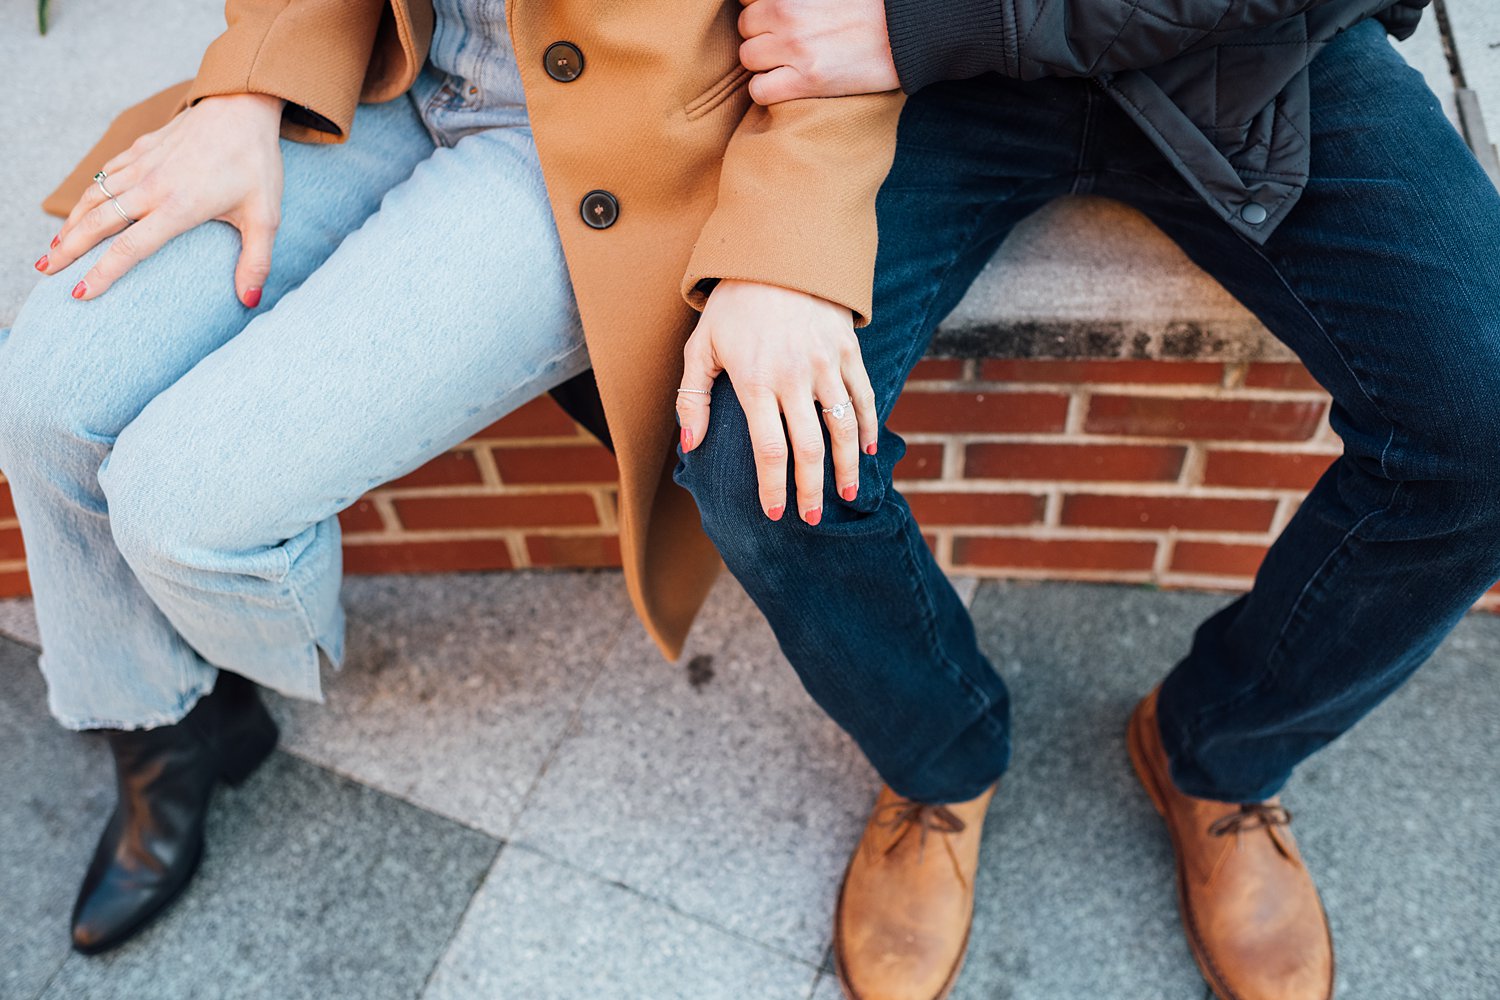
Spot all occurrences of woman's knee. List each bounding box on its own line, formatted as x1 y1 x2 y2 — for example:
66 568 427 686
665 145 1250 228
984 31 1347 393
0 293 106 472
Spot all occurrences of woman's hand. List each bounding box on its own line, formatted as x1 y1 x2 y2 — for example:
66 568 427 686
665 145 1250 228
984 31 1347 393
35 92 287 306
678 280 878 525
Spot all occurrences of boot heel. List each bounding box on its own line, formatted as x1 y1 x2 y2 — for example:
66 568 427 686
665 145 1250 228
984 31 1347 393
217 700 279 787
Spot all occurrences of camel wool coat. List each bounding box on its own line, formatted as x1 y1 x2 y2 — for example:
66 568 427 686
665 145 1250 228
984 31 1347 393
42 0 906 660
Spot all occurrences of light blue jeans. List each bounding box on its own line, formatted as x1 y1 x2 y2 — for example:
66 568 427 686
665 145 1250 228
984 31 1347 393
0 20 587 730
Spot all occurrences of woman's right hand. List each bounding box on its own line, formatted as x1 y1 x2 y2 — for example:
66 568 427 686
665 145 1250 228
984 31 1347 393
36 92 287 306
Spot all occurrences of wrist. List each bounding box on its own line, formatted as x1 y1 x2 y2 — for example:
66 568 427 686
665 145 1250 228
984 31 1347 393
198 92 287 120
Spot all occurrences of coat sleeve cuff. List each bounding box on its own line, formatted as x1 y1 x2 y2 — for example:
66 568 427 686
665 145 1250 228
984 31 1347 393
183 0 387 143
883 0 1008 92
680 92 906 329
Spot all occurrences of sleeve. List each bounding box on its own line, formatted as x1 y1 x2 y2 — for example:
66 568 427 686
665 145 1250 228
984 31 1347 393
680 91 906 328
183 0 388 144
882 0 1404 87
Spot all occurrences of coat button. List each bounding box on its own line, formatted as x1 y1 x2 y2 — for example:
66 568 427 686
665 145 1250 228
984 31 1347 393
580 190 618 229
544 42 584 82
1239 202 1269 225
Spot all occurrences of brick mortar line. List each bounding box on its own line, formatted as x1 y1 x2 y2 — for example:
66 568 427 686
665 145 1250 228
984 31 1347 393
471 444 504 488
897 432 1338 448
931 526 1276 541
371 483 619 498
941 566 1158 583
898 481 1319 499
372 496 403 533
342 527 617 543
1154 534 1177 576
1161 572 1258 588
901 381 1328 400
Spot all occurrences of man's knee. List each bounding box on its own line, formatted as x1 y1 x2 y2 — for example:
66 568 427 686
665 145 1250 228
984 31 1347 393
674 379 776 557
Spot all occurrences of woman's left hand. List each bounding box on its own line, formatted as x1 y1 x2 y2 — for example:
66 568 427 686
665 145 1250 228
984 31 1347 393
677 279 878 525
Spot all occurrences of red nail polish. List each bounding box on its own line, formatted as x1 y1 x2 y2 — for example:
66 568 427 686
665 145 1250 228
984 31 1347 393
50 235 60 249
71 280 87 299
34 255 48 272
865 443 878 456
767 504 784 521
840 484 857 502
244 286 262 309
681 427 694 451
805 507 822 526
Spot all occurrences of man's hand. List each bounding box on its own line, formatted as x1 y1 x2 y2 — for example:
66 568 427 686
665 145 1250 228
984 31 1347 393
678 280 878 526
36 93 286 305
738 0 899 105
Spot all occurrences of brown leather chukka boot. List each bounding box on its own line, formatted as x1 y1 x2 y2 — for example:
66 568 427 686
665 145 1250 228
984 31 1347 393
1128 689 1334 1000
834 783 996 1000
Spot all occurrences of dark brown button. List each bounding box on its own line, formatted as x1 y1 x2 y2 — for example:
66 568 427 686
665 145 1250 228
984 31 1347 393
544 42 584 83
580 190 618 230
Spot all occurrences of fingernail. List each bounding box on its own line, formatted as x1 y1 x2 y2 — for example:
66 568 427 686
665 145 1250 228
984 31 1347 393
680 427 694 451
71 280 87 299
50 234 60 249
804 507 822 526
767 504 785 522
243 286 262 308
865 443 878 456
840 484 857 502
34 255 48 272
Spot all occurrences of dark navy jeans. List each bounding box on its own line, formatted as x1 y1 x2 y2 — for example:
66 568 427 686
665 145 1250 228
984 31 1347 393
675 19 1500 804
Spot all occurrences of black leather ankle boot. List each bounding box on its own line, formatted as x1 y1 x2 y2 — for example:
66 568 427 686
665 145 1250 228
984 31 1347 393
70 671 279 955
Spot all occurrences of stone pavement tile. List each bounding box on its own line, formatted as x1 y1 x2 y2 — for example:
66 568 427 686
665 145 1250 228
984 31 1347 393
266 572 634 839
0 597 40 648
1 0 225 326
511 575 876 965
963 580 1500 1000
1299 613 1500 1000
955 581 1216 1000
423 845 823 1000
0 635 112 1000
39 754 499 1000
3 628 499 1000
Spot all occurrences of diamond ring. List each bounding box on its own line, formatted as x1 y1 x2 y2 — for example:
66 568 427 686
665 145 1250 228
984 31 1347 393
821 399 853 420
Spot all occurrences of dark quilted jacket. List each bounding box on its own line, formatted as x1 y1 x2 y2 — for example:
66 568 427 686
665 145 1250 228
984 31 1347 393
883 0 1432 241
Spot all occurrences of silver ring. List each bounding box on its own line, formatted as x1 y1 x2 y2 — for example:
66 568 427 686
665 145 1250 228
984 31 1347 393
676 388 711 396
821 398 853 420
94 170 137 225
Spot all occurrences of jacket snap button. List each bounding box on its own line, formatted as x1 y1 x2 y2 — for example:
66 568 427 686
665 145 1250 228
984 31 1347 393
545 42 584 82
581 190 619 230
1240 202 1269 225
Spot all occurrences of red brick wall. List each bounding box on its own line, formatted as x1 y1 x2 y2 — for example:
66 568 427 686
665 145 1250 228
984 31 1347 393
2 358 1498 612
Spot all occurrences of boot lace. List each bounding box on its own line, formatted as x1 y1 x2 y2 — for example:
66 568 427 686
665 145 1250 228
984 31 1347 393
873 800 969 885
1207 803 1292 837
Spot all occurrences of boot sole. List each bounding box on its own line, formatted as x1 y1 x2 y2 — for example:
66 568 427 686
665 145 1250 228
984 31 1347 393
831 852 969 1000
1126 698 1334 1000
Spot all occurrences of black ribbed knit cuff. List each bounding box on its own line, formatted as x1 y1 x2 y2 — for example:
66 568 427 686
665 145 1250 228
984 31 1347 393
883 0 1008 92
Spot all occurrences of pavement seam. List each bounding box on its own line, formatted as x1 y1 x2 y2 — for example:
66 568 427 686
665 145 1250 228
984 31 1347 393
496 601 634 843
416 838 510 999
504 840 830 972
0 625 40 653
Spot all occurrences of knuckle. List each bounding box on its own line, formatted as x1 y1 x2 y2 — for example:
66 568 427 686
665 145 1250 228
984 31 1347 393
754 440 789 464
793 441 823 462
107 230 143 263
